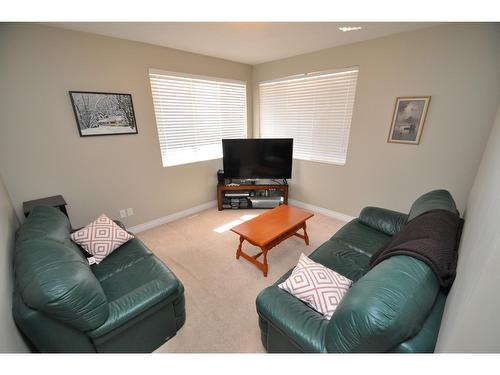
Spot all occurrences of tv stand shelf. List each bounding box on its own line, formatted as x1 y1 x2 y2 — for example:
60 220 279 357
217 183 289 211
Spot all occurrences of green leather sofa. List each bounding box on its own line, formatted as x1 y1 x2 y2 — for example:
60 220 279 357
12 206 185 353
256 190 458 353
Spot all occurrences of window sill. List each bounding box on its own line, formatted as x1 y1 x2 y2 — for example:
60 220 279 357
162 156 222 168
293 157 346 167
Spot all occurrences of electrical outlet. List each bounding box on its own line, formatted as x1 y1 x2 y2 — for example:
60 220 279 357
127 208 134 216
120 209 127 218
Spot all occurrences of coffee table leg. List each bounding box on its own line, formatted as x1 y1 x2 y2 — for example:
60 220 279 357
236 240 269 277
303 222 310 245
236 236 244 259
262 247 269 277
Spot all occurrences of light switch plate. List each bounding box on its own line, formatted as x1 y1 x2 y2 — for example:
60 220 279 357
120 209 127 218
127 208 134 216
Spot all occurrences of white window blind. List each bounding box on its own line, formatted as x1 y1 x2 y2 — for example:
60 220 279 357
149 69 247 167
259 67 359 165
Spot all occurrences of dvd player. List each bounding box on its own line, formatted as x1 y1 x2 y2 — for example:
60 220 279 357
225 191 250 197
249 196 284 209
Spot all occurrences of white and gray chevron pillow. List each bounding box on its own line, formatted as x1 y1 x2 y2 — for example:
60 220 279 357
279 253 352 320
71 214 134 264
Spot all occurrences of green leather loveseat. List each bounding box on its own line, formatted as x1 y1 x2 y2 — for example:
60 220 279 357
256 190 458 353
12 206 185 352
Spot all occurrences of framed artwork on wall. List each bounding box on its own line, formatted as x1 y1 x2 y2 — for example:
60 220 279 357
387 96 431 144
69 91 138 137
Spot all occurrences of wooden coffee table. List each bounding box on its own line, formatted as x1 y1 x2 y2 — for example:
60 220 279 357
231 205 314 277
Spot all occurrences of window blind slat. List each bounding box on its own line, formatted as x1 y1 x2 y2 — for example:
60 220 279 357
149 69 247 167
259 67 358 166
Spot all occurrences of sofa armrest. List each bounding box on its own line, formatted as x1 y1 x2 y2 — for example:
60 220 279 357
324 256 439 353
359 207 408 236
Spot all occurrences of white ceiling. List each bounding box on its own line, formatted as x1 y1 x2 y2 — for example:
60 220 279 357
46 22 438 65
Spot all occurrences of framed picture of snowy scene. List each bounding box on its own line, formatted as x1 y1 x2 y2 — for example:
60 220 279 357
387 96 431 145
69 91 138 137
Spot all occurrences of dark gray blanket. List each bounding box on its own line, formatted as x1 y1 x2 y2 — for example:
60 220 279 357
369 209 464 288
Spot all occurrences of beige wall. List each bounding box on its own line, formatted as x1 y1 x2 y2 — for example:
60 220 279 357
436 105 500 352
0 173 29 352
1 23 500 229
253 23 500 216
0 23 252 228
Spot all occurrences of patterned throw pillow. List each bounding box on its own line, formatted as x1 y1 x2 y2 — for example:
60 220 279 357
278 253 352 320
70 214 134 264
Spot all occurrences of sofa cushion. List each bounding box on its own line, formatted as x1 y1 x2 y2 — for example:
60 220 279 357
278 253 352 320
71 214 134 264
408 189 458 221
308 239 371 282
89 255 183 338
91 237 153 282
331 219 391 257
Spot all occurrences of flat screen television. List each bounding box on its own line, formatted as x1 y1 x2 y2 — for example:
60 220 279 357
222 138 293 180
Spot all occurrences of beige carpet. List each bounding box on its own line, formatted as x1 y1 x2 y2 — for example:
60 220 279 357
137 206 346 353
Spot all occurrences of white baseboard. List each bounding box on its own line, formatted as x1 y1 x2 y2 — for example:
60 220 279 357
128 200 217 234
128 198 352 234
288 199 355 223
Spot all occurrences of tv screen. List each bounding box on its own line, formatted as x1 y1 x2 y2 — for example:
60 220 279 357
222 138 293 179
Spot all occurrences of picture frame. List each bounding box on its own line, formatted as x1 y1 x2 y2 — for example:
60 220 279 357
69 91 138 137
387 96 431 144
